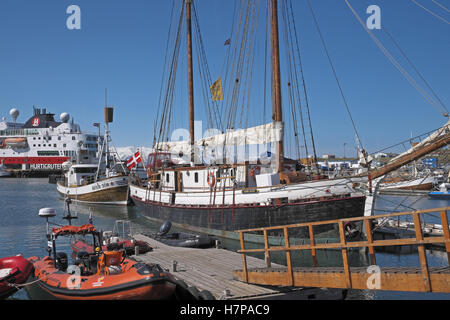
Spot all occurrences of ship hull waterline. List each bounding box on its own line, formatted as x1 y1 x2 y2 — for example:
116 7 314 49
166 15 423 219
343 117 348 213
56 178 130 206
131 193 366 245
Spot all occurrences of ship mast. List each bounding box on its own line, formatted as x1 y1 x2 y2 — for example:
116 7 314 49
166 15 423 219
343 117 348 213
186 0 195 165
270 0 284 173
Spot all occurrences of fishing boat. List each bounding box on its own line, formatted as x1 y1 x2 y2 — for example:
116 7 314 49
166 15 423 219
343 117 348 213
56 107 130 205
25 210 176 300
0 255 34 299
129 0 450 243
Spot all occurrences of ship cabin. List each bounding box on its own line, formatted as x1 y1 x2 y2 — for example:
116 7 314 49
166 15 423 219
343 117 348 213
66 164 98 186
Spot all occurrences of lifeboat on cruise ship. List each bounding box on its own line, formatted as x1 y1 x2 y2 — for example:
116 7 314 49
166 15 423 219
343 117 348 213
25 224 176 300
4 137 28 148
0 255 34 299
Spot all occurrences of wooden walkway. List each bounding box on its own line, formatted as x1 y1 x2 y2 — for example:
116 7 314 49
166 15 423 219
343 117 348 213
234 206 450 294
132 234 301 300
233 266 450 293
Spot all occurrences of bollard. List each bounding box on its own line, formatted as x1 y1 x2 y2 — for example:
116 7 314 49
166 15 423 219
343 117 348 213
135 246 139 256
172 260 178 272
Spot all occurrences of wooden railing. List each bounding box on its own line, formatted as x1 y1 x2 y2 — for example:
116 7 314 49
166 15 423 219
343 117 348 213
236 206 450 289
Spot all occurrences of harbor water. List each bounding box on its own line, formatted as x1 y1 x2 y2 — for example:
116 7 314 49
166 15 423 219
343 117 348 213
1 178 449 300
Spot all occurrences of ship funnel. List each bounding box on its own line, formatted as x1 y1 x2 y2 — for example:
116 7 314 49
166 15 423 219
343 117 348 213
104 107 114 123
60 112 70 123
9 108 19 122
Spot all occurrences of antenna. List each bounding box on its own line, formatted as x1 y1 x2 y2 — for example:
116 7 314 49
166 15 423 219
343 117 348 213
62 194 77 225
38 208 56 256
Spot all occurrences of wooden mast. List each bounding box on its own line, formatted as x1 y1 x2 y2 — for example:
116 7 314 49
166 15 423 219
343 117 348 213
270 0 284 173
186 0 195 164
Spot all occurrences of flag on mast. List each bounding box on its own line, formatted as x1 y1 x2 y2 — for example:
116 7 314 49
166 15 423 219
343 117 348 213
210 77 224 101
126 151 142 170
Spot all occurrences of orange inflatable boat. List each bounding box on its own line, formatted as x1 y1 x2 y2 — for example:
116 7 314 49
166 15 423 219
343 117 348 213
25 224 176 300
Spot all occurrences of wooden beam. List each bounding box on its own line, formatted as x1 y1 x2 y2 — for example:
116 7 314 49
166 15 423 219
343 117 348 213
413 212 431 292
440 210 450 263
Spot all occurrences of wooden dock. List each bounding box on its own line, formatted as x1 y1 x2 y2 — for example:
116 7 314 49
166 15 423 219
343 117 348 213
131 234 343 300
234 206 450 294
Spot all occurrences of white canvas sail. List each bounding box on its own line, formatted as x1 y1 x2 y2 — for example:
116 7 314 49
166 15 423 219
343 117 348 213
155 121 283 155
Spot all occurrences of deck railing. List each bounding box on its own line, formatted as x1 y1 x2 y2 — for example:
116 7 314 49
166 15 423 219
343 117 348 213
236 206 450 289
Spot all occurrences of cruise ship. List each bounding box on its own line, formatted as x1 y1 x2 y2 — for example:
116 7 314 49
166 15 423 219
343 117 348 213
0 107 100 176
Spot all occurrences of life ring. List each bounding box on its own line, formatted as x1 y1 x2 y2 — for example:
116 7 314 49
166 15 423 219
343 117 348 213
207 172 216 187
249 166 261 181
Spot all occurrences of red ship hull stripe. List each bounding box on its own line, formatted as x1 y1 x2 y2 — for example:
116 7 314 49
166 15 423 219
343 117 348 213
0 157 70 165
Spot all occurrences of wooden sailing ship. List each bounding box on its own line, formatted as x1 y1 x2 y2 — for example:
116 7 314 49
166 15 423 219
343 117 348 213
129 0 450 242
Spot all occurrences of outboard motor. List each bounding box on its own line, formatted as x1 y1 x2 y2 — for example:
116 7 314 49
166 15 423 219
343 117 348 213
158 221 172 236
55 252 68 271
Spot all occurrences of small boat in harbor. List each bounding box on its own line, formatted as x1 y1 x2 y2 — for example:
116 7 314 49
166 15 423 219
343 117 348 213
0 160 11 178
149 221 216 249
429 183 450 199
72 220 153 256
379 175 438 191
56 107 130 205
25 213 176 300
0 255 34 299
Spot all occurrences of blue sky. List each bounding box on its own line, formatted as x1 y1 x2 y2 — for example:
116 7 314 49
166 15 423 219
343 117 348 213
0 0 448 158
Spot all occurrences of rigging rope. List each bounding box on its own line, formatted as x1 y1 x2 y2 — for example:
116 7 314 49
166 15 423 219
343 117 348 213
344 0 449 117
410 0 450 24
306 0 365 151
431 0 450 12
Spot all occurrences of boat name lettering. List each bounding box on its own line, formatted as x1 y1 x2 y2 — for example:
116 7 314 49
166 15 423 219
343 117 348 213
92 182 111 191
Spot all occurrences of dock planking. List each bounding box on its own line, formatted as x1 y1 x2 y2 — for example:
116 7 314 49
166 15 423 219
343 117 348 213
132 234 303 300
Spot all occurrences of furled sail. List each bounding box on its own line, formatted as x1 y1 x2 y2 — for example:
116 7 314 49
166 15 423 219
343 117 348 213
155 121 283 154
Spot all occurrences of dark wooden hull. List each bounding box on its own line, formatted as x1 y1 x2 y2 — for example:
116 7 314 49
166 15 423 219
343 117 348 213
132 194 366 242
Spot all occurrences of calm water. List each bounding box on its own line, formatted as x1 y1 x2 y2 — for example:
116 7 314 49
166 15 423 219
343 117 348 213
0 178 449 300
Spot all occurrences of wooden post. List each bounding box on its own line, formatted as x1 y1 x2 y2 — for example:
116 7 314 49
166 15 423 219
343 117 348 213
338 221 352 288
239 231 248 282
263 229 271 268
283 227 294 286
413 212 431 292
440 210 450 264
308 225 317 267
365 219 376 265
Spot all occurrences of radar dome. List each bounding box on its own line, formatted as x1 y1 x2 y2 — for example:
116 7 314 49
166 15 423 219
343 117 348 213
60 112 70 123
9 108 19 122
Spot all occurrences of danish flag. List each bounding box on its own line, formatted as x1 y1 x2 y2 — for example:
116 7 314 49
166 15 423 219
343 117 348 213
126 151 142 170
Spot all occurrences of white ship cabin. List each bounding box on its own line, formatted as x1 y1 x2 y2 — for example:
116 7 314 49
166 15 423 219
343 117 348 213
66 164 98 186
147 152 292 192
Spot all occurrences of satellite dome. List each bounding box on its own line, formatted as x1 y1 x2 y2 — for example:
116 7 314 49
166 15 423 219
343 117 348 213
38 208 56 218
60 112 70 123
9 108 19 122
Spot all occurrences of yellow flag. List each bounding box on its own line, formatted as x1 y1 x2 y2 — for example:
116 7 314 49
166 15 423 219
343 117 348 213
210 77 223 101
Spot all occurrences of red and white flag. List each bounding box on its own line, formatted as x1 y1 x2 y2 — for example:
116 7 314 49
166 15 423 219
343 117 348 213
126 151 142 170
